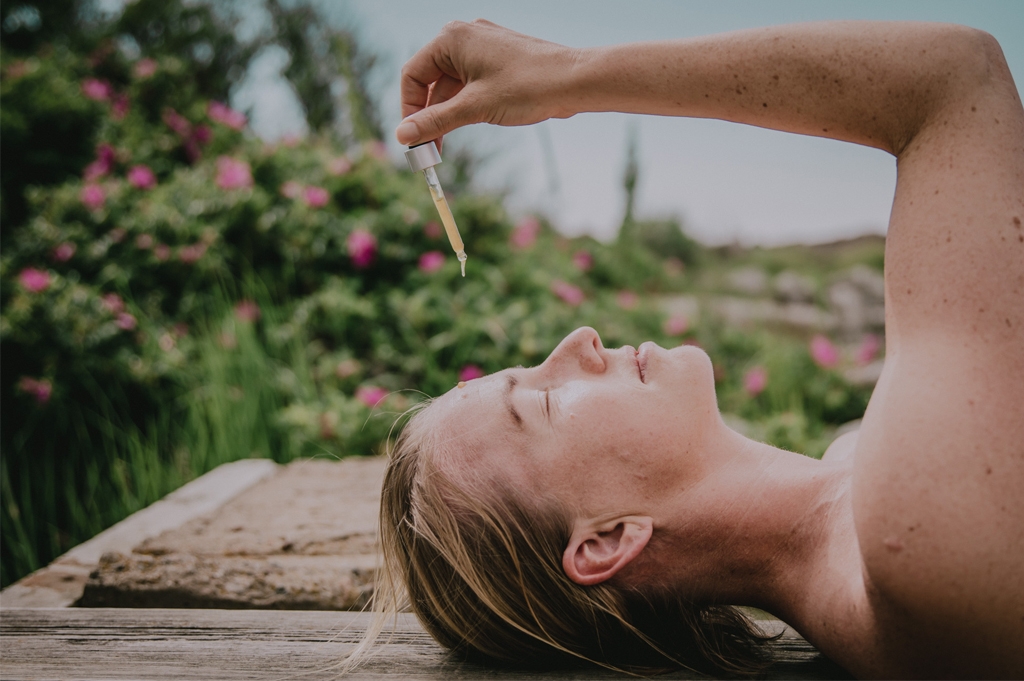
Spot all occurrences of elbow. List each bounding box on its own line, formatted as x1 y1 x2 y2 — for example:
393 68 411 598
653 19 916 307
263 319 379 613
941 26 1010 95
891 26 1011 156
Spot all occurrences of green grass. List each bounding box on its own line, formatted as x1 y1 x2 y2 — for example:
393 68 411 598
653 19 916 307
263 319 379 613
0 287 335 587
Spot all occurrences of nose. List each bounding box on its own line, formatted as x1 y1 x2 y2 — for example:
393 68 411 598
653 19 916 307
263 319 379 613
541 327 606 376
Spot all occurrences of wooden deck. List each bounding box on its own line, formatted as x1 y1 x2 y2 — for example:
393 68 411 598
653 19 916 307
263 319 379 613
0 608 851 680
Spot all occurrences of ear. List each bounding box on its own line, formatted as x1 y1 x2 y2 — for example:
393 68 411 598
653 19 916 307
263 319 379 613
562 516 653 586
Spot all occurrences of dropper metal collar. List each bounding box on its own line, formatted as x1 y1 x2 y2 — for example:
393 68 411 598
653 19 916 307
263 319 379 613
405 141 441 172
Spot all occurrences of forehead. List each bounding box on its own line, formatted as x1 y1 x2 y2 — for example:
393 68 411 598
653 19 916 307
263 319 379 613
433 369 515 434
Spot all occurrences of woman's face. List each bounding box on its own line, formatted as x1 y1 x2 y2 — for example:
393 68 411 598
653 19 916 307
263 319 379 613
428 327 722 518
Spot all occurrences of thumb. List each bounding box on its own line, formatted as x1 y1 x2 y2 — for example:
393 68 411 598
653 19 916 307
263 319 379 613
395 95 478 147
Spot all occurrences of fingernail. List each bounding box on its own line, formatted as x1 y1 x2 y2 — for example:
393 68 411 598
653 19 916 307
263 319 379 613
395 119 419 145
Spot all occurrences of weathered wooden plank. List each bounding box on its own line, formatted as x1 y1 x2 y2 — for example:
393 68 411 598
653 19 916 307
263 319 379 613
0 608 851 680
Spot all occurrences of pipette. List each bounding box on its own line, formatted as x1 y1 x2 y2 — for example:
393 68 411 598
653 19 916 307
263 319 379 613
405 142 467 276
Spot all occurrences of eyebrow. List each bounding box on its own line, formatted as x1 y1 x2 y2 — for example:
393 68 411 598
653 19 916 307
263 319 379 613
504 374 523 428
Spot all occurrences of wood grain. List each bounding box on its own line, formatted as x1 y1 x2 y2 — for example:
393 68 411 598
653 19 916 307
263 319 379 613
0 608 852 680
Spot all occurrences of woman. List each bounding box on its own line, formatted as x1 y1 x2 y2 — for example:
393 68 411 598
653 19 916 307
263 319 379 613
363 21 1023 678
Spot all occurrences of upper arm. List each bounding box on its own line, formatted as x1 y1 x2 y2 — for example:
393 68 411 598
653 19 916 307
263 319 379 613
883 29 1024 356
850 31 1024 665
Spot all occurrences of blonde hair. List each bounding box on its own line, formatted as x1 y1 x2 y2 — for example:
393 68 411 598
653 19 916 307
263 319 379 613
351 402 774 676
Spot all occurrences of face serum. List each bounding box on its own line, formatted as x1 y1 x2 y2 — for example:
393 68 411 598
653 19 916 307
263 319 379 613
405 142 467 276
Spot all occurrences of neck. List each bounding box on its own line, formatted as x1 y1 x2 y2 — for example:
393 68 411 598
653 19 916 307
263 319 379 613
634 424 866 655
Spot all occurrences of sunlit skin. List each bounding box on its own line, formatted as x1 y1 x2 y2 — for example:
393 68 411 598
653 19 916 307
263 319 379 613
402 19 1024 678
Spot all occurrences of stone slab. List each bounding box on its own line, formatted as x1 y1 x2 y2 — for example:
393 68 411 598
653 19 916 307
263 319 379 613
0 458 280 608
77 457 387 610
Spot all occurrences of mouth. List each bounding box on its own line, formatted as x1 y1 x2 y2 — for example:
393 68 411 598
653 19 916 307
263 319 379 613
637 343 652 383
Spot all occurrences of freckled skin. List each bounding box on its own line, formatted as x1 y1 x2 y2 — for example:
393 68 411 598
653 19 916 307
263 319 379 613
402 20 1024 678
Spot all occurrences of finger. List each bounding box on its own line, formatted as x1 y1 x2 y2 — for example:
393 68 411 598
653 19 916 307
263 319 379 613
396 87 481 147
399 34 460 121
399 43 448 120
426 74 465 152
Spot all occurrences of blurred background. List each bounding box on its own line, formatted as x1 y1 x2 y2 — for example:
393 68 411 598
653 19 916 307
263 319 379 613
1 0 1020 588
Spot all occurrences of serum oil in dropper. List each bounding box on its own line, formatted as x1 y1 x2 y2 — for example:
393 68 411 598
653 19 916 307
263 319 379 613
405 142 467 276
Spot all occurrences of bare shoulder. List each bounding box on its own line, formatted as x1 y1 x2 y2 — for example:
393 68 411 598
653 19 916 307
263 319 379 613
848 33 1024 677
821 426 859 463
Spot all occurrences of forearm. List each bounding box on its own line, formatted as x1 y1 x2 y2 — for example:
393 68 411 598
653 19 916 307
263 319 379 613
562 22 1000 155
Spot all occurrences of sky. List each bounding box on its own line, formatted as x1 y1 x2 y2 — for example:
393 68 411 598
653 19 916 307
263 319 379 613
236 1 1024 246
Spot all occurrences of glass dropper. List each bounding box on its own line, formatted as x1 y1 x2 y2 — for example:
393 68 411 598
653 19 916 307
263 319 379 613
404 142 467 276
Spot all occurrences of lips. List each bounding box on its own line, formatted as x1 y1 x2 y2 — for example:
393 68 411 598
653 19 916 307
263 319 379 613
637 343 652 383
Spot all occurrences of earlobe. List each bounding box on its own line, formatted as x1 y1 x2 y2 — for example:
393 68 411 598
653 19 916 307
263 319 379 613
562 516 653 586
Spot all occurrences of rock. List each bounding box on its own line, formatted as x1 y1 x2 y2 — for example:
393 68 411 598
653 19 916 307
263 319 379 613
844 265 885 303
711 296 838 332
773 270 817 303
77 457 387 610
727 267 769 296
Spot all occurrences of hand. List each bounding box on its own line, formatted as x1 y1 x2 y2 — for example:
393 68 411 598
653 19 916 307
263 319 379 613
396 19 579 150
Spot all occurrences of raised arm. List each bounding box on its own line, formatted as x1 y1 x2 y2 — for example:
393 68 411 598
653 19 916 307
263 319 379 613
398 20 1023 351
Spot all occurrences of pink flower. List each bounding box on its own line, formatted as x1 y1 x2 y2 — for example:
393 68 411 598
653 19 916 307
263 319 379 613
458 365 485 382
356 385 388 408
84 143 116 181
855 334 881 365
510 216 540 249
53 242 77 262
127 165 156 189
154 244 171 261
215 156 252 190
207 101 247 130
80 184 105 211
162 108 192 137
193 124 212 145
418 250 445 273
158 333 176 352
111 94 130 120
172 323 189 338
116 312 137 331
335 359 360 378
279 181 302 199
84 160 108 181
365 140 389 160
423 221 442 239
663 315 689 336
616 291 638 310
572 250 593 271
347 229 377 268
18 377 52 404
133 58 158 79
551 280 585 306
177 243 207 264
810 334 840 368
234 300 261 323
82 78 112 101
101 293 125 314
744 366 768 396
303 186 329 208
327 156 351 176
108 228 126 243
136 234 154 249
18 268 51 293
